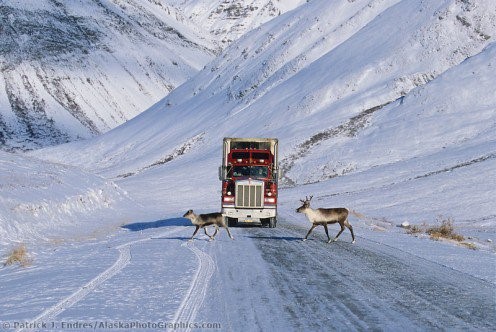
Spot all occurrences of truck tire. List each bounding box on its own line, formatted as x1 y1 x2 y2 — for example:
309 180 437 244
268 217 277 228
227 217 238 227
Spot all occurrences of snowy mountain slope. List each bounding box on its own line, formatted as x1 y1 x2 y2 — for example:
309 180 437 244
0 0 306 152
112 39 496 227
0 0 216 151
36 0 495 177
27 0 495 234
167 0 307 45
282 51 496 225
0 151 140 245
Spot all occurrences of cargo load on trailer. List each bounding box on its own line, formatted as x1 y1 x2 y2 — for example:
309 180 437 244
219 138 279 228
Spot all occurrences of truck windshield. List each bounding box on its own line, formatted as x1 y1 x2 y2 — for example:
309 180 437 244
232 166 268 178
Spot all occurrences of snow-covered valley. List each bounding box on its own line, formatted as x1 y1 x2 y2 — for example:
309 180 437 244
1 0 495 330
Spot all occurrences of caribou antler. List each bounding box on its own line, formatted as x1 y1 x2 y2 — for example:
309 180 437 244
300 195 314 203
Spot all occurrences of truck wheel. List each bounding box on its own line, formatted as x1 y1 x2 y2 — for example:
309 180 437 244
227 217 238 227
268 217 277 228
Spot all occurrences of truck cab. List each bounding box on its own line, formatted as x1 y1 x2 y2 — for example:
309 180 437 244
219 138 279 228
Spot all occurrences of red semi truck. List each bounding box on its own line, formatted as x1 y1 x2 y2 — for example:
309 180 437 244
219 138 279 228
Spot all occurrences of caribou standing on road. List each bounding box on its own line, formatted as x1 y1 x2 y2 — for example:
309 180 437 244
296 196 355 243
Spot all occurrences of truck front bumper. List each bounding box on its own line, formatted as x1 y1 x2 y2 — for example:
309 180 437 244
221 206 276 222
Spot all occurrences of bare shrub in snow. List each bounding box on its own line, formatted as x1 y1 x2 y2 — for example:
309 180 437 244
404 217 476 249
406 224 424 235
404 222 428 235
427 217 464 242
4 244 32 267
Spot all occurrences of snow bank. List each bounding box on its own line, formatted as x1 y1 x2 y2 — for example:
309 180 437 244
0 151 139 247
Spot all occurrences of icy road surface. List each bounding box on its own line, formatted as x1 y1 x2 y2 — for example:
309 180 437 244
202 216 496 331
1 215 494 331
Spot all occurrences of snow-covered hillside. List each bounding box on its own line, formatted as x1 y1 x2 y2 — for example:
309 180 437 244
168 0 306 44
0 0 304 151
0 151 140 245
35 1 494 187
0 0 215 151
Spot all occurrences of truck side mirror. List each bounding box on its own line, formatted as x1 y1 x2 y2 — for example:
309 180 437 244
219 166 230 180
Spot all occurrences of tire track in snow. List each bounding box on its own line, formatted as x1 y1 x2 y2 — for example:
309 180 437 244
250 218 496 330
17 227 184 332
172 242 215 331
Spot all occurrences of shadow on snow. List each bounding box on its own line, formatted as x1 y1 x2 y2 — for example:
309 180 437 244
246 235 302 241
121 217 189 231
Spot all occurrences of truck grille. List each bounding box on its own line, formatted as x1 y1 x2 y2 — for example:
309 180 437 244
236 181 263 208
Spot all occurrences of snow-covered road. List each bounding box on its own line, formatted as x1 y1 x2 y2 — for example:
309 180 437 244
201 215 496 331
2 213 494 331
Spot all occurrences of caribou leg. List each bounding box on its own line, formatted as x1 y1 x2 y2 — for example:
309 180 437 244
323 223 331 242
190 225 200 241
345 219 356 243
224 225 234 240
204 227 215 241
303 224 317 241
332 223 346 242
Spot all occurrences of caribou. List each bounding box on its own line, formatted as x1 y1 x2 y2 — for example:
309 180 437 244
183 210 234 241
296 196 355 243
